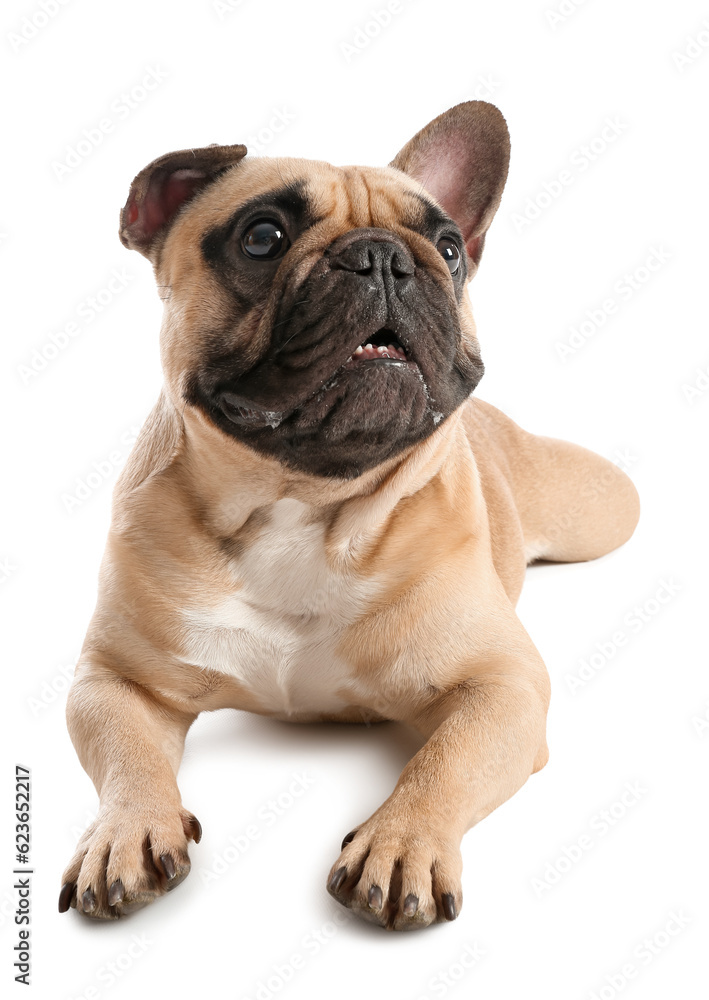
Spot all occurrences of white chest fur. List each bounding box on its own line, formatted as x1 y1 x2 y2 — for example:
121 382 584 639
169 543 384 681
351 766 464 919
180 498 377 715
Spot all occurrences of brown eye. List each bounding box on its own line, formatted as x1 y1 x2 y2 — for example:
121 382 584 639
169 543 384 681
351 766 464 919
242 219 289 259
437 236 460 275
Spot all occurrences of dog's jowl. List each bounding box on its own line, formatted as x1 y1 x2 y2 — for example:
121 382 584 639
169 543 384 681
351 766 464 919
59 101 640 929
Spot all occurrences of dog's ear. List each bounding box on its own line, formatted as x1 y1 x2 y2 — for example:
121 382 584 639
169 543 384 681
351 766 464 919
390 101 510 272
119 143 247 261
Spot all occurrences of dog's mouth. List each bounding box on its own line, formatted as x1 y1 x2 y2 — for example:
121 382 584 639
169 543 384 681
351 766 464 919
344 328 411 366
216 328 418 430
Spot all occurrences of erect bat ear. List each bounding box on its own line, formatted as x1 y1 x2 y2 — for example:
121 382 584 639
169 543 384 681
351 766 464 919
390 101 510 273
119 143 247 261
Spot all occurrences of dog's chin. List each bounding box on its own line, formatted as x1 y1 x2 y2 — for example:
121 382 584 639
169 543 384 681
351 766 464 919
187 314 485 478
284 354 435 438
196 354 446 479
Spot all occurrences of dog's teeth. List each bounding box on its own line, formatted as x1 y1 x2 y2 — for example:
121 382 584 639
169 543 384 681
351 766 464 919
348 339 408 363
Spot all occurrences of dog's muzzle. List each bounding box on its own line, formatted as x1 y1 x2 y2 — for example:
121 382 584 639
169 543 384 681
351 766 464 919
216 230 421 426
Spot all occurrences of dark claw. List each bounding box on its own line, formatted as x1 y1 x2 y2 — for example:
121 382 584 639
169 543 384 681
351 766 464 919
442 893 457 921
368 885 383 911
189 816 202 844
58 882 74 914
108 879 125 907
160 854 176 880
328 866 347 893
341 830 356 850
403 893 419 917
82 889 96 914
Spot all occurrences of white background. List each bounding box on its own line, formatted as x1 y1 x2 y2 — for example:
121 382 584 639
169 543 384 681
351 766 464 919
2 0 708 997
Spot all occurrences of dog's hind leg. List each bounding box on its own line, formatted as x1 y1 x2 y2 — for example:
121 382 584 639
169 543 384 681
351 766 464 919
513 434 640 564
463 398 640 566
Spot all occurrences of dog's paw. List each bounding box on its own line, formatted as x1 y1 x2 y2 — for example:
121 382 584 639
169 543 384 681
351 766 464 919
58 805 202 919
326 814 463 931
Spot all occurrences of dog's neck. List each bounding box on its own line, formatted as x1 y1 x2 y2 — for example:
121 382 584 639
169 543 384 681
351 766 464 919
177 401 475 555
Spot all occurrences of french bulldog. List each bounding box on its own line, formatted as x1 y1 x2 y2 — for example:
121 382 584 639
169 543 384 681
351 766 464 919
58 101 639 929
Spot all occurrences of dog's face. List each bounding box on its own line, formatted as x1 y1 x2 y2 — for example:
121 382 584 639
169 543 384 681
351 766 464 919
120 102 510 478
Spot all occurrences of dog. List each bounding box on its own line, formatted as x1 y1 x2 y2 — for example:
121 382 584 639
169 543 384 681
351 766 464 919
58 101 639 929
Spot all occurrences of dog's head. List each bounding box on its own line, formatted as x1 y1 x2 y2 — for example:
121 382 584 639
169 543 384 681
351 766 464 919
120 101 510 479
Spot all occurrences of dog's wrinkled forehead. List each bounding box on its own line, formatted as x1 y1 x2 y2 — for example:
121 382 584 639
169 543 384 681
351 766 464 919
219 156 435 216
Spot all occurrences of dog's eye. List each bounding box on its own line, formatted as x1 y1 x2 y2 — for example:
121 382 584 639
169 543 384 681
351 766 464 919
436 237 460 275
241 219 289 260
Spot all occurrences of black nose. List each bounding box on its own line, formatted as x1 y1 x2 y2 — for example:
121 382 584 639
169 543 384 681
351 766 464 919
330 236 415 280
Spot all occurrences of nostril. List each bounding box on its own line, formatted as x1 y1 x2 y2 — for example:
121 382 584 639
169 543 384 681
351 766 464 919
331 246 373 275
390 250 414 279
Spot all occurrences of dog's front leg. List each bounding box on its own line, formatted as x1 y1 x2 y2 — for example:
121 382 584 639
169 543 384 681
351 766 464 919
59 663 201 919
327 665 550 930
